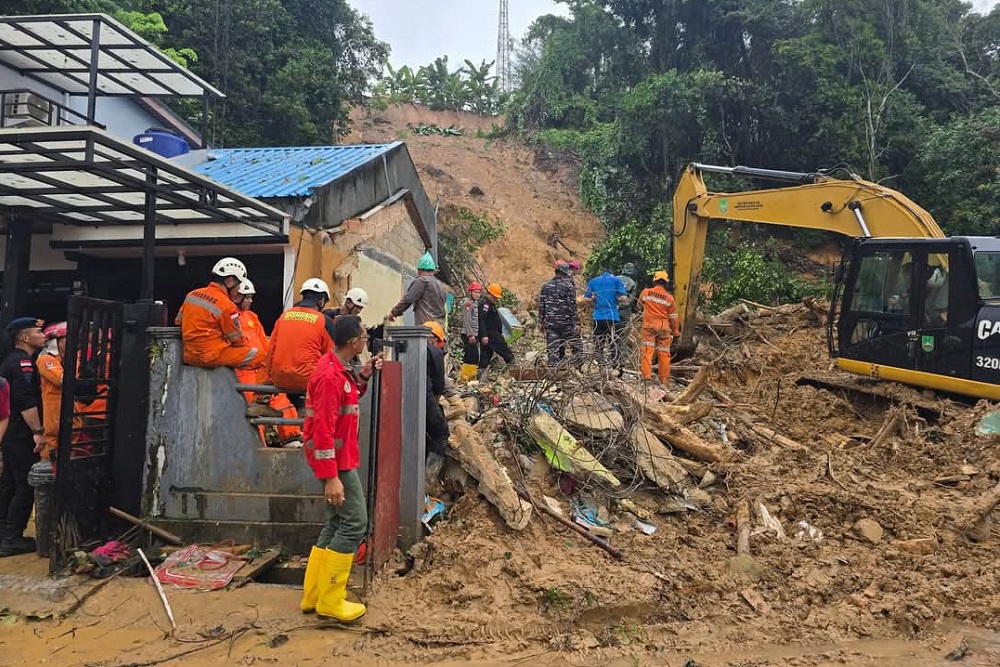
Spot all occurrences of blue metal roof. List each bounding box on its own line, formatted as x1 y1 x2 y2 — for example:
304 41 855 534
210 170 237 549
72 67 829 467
194 142 402 198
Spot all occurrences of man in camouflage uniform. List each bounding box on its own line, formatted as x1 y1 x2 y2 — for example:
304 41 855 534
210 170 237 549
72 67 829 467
539 261 582 367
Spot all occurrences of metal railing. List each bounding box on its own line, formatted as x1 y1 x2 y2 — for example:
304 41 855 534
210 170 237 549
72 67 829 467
0 88 105 129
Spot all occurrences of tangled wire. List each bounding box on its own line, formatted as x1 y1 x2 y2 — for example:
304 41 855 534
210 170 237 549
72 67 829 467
464 320 675 501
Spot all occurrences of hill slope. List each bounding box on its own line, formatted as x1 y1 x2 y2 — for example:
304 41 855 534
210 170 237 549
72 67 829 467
347 105 604 299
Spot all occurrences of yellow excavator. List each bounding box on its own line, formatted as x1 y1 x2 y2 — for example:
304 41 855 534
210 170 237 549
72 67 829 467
671 162 1000 401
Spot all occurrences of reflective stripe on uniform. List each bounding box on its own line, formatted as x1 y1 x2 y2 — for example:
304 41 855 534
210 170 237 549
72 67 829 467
655 346 671 352
668 314 678 318
641 296 670 306
641 341 655 347
339 404 359 415
302 408 315 417
334 438 344 449
236 347 259 368
314 449 336 459
183 295 222 316
224 330 244 342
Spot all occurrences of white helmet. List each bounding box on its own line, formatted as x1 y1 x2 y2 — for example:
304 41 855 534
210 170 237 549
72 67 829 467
238 279 256 296
212 257 247 281
345 287 369 308
300 278 330 298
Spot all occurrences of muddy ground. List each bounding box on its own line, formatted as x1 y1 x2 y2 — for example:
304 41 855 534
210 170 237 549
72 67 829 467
2 309 997 667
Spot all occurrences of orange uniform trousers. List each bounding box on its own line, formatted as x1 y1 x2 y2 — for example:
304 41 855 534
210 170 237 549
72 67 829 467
640 319 675 385
235 309 302 445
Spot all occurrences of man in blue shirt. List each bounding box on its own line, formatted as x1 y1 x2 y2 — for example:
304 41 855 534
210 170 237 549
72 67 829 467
582 270 627 368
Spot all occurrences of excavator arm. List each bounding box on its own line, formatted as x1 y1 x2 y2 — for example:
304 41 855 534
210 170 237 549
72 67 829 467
671 163 945 352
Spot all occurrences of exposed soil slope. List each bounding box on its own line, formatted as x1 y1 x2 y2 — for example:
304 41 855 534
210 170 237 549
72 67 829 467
347 105 604 298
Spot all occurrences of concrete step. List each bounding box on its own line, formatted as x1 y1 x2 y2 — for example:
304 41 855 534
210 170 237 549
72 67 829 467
169 490 326 523
155 518 324 557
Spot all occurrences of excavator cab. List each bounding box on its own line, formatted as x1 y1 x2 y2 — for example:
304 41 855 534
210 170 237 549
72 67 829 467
833 237 1000 397
671 162 1000 400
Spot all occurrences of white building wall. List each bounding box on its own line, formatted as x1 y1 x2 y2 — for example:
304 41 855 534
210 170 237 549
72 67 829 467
0 63 170 144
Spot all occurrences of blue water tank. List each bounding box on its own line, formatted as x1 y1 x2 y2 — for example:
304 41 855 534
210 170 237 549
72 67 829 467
133 127 190 158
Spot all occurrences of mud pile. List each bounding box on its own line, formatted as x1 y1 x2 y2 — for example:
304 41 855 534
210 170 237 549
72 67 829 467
359 299 999 665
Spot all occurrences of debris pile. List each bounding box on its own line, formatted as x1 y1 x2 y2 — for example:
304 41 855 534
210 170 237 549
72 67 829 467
365 296 999 661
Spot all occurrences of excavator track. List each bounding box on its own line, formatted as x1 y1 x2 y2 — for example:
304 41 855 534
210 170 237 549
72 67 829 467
794 371 961 421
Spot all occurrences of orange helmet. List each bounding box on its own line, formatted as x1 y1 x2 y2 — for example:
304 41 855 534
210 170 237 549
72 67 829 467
487 283 503 299
653 270 670 283
423 320 445 346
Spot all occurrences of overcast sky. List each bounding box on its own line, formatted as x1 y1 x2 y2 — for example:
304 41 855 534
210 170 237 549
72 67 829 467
347 0 568 69
348 0 999 71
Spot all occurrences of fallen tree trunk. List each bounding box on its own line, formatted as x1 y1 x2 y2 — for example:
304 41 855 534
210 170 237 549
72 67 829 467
449 421 532 530
731 417 809 452
675 366 709 405
612 384 736 462
632 426 690 490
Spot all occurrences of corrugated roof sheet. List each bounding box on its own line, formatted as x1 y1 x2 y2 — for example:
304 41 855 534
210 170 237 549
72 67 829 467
194 142 402 198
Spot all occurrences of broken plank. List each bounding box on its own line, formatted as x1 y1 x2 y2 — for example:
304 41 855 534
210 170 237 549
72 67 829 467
449 421 533 530
230 548 281 588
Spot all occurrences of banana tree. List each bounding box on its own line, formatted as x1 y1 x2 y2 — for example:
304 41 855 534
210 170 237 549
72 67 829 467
463 58 501 114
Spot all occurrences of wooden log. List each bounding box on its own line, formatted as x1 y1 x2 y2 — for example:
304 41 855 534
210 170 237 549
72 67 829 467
675 366 709 405
870 407 905 449
449 421 532 530
528 411 622 487
632 426 689 490
732 418 809 452
643 414 737 463
709 302 750 324
621 388 734 462
517 488 622 559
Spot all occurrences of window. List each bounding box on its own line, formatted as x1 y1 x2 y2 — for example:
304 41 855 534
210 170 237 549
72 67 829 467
975 252 1000 299
852 251 913 314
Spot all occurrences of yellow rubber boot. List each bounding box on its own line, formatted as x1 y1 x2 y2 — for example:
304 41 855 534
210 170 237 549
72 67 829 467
299 546 328 614
459 363 478 382
315 549 366 622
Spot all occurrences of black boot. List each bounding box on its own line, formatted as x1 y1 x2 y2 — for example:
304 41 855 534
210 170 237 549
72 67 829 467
0 535 36 557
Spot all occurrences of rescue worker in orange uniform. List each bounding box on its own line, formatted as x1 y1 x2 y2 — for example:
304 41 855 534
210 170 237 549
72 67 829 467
175 257 260 370
268 278 334 395
638 271 680 386
235 280 303 447
36 322 68 461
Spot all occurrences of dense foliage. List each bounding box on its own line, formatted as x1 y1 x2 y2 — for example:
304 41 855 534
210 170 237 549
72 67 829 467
510 0 1000 303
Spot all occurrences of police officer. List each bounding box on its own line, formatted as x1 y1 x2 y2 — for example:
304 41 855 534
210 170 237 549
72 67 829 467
539 261 581 367
0 317 46 557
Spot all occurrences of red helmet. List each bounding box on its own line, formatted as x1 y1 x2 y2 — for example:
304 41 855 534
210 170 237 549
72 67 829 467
468 282 483 291
44 321 68 339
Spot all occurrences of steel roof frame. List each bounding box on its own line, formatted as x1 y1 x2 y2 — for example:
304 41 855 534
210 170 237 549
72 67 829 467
0 14 223 99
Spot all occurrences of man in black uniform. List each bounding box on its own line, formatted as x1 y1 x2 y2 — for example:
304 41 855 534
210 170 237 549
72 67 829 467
478 283 514 374
0 317 47 557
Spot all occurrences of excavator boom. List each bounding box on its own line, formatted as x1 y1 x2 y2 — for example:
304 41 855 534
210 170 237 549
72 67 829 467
671 163 945 352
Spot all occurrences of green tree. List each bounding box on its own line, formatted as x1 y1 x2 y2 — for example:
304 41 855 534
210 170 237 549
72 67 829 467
915 107 1000 236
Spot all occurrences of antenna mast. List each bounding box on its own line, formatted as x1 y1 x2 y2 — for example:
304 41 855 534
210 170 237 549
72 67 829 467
497 0 512 92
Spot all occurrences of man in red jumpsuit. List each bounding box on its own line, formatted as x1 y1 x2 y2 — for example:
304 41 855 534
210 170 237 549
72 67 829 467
299 315 382 622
